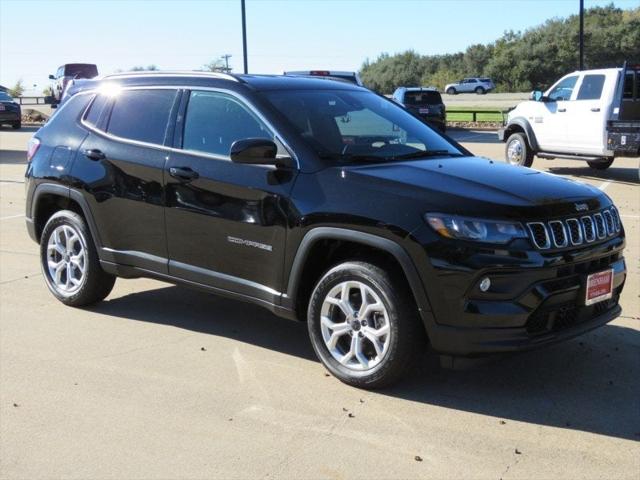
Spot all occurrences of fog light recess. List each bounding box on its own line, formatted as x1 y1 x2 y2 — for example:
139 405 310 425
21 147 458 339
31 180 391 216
479 277 491 292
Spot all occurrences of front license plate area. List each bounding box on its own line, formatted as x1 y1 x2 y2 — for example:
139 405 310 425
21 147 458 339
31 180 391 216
585 269 614 306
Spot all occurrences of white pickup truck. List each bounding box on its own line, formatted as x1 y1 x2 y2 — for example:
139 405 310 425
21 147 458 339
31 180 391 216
499 63 640 170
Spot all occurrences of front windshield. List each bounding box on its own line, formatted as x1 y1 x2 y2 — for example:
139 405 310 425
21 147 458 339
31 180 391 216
0 92 14 102
263 89 462 163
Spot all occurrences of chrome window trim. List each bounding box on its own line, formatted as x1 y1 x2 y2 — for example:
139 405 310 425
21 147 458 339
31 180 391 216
527 222 550 249
77 84 300 169
581 215 596 242
593 213 606 239
548 220 568 248
566 218 583 245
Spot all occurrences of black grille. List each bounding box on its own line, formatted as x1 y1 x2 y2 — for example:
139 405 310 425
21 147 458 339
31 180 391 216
610 208 621 231
526 292 620 336
549 221 567 247
566 219 582 245
526 207 620 250
528 223 549 249
582 216 595 242
594 213 606 238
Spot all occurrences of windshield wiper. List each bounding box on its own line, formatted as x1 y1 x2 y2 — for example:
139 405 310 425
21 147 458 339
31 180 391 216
391 150 463 160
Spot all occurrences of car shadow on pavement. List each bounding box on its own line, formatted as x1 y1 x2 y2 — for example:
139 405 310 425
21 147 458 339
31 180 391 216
547 165 639 186
92 284 639 442
0 150 27 164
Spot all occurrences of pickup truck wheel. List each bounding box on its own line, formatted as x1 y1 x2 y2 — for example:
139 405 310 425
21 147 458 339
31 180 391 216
505 133 534 167
587 158 614 170
40 210 116 306
307 261 423 389
475 86 486 94
446 87 456 95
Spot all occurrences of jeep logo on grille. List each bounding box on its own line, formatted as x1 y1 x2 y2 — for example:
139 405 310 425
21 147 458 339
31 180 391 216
575 203 589 212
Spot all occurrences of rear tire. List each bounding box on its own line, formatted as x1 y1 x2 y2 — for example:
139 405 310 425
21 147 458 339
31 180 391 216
475 86 486 94
11 121 21 130
307 261 424 389
587 158 614 170
446 87 456 95
40 210 115 306
505 132 534 167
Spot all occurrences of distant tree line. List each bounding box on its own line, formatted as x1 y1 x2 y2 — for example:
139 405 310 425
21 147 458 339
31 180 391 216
360 4 640 94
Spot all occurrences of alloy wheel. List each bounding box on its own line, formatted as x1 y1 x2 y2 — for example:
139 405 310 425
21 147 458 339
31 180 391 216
46 224 87 295
320 281 391 371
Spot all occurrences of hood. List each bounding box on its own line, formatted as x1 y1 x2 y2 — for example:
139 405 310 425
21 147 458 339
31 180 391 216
343 156 608 219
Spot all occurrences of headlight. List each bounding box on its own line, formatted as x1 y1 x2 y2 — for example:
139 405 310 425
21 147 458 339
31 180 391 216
425 213 527 244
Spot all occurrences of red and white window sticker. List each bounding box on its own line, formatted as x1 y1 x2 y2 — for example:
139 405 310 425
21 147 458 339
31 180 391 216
585 269 614 306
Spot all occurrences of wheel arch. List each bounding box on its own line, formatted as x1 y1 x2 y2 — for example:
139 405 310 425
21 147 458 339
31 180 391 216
284 227 433 327
504 117 539 151
31 183 103 251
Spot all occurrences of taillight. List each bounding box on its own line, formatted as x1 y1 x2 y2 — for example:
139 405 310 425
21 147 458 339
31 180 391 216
26 137 41 162
310 70 330 76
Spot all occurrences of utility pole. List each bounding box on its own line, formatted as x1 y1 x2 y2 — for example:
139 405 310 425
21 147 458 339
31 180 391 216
241 0 248 74
579 0 584 70
221 54 232 73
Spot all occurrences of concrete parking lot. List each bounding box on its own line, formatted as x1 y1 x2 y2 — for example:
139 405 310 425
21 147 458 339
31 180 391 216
0 126 638 479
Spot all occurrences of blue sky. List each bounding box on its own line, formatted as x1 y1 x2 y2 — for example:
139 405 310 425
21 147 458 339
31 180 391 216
0 0 636 94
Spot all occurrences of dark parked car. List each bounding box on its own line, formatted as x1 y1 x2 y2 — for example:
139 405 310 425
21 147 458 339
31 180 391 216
0 91 21 129
25 72 626 388
49 63 99 103
392 87 446 132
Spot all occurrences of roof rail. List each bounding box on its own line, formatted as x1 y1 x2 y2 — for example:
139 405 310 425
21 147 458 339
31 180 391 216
100 70 241 82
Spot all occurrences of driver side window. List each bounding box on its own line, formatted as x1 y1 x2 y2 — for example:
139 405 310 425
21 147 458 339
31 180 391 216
548 76 578 102
182 91 273 157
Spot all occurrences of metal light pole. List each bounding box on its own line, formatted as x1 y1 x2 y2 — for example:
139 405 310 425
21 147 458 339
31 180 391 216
579 0 584 70
241 0 248 74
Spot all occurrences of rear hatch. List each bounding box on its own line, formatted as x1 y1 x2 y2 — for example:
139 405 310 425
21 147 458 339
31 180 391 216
403 90 444 118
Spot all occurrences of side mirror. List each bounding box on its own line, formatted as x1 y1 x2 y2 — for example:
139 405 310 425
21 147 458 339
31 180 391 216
530 90 544 101
230 138 292 168
48 74 55 80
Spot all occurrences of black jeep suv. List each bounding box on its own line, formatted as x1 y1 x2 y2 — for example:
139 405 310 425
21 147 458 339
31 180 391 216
25 72 626 388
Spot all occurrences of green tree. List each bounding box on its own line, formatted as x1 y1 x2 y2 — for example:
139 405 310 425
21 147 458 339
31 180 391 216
359 5 639 93
129 65 159 72
8 79 24 98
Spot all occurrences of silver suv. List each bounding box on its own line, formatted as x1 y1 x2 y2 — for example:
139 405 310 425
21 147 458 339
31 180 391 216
445 77 495 95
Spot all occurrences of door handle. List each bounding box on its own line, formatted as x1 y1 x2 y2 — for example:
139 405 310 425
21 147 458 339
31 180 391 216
557 108 567 113
169 166 199 181
591 107 601 112
84 149 105 161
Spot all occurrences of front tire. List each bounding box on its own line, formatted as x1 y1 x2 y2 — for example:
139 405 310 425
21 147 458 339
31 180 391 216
307 261 423 389
12 121 21 130
587 158 614 170
40 210 115 306
446 87 456 95
505 132 534 167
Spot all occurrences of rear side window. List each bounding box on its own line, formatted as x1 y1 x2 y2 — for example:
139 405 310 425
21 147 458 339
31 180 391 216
548 75 578 101
182 91 272 157
65 64 98 79
107 89 177 145
623 72 636 100
404 91 442 105
577 74 606 100
84 94 108 127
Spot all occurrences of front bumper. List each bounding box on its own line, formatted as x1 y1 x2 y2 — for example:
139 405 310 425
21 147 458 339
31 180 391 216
497 128 506 142
421 236 626 356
